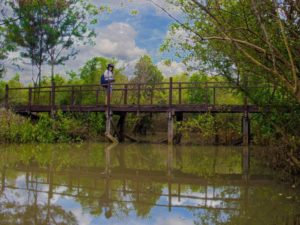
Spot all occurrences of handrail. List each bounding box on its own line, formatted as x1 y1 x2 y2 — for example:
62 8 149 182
1 79 277 113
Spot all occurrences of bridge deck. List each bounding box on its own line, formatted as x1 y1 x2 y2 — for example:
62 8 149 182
12 104 261 113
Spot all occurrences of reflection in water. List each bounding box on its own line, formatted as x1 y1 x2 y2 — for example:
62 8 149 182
0 143 299 225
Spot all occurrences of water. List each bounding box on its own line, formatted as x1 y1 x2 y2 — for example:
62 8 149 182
0 143 299 225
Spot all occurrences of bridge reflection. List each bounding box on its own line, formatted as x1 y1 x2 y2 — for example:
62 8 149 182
0 144 298 224
1 145 264 209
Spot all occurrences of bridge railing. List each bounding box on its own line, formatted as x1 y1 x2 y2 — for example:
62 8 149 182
2 78 269 109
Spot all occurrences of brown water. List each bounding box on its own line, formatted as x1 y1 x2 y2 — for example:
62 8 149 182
0 143 299 225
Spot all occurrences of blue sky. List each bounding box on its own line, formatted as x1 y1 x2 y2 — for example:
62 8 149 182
5 0 187 83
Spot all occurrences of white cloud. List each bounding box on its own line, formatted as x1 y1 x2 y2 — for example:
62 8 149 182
157 60 186 77
71 208 93 225
95 23 147 60
155 216 194 225
4 22 147 82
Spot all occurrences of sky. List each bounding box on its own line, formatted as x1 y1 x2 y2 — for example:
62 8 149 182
4 0 187 83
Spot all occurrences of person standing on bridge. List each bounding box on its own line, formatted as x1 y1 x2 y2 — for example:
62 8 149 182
101 63 115 104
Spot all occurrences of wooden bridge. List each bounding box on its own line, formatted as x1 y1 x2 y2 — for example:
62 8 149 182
2 78 267 144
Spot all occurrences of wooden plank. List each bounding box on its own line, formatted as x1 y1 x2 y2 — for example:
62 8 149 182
137 84 141 107
71 87 75 105
124 84 128 105
51 83 55 114
28 88 32 113
12 104 266 113
179 82 182 105
168 111 174 145
169 77 173 106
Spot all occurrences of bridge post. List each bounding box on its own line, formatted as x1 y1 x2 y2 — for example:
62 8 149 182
4 84 9 110
242 77 250 146
71 86 75 105
168 111 174 145
205 82 209 105
105 81 119 143
28 88 32 114
51 83 56 116
105 81 112 139
178 82 182 104
168 78 174 145
124 84 128 105
242 112 250 146
173 112 183 144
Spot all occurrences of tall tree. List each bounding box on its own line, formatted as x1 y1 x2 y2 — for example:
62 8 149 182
79 57 126 84
133 55 163 84
5 0 99 85
0 0 16 79
164 0 300 102
42 0 99 83
6 0 47 86
163 0 300 169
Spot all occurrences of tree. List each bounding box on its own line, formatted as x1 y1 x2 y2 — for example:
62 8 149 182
5 0 99 85
0 0 16 79
132 55 163 84
188 72 212 104
42 0 99 83
163 0 300 170
5 0 47 86
79 57 126 84
164 0 300 102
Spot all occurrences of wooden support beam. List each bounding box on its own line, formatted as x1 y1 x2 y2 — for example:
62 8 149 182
213 87 216 105
168 77 174 145
169 77 173 106
174 112 183 145
178 82 182 104
137 84 141 108
51 83 56 117
168 111 174 145
205 82 209 105
105 112 119 143
28 88 32 114
71 86 75 105
242 114 250 146
105 81 118 143
124 84 128 105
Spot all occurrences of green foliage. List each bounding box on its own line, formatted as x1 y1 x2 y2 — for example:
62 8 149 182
164 0 300 172
0 109 104 143
178 113 216 138
133 55 163 84
80 57 127 84
188 72 212 104
0 1 16 78
5 0 99 84
177 113 241 145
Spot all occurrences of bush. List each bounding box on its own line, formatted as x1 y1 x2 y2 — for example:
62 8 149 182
0 109 105 143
